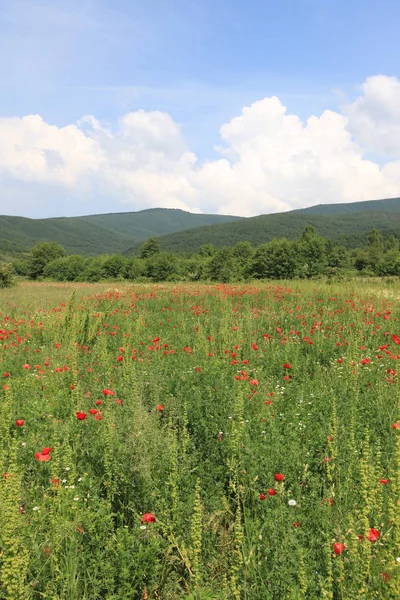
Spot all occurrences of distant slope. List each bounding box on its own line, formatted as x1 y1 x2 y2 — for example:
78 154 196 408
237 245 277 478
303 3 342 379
0 208 242 256
141 198 400 253
299 197 400 215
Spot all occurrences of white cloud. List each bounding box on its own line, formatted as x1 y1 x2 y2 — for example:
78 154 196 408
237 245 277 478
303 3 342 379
344 75 400 159
1 75 400 217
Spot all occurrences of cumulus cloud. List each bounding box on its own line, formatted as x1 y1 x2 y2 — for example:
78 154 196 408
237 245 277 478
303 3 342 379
344 75 400 158
1 75 400 217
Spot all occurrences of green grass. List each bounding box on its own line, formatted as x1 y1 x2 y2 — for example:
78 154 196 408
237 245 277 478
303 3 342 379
0 280 399 599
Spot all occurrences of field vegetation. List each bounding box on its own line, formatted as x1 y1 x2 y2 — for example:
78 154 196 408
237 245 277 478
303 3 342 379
0 280 399 598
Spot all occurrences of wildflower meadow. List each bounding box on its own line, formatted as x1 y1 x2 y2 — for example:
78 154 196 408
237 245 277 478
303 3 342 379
0 280 399 599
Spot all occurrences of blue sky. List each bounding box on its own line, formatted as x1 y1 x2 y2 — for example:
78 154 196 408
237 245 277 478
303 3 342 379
1 0 400 217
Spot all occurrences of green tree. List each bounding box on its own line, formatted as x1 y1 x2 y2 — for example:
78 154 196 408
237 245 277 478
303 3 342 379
385 235 399 251
43 255 86 281
103 255 126 279
199 244 215 258
122 257 144 280
0 263 16 288
232 241 254 278
294 226 328 278
206 247 237 282
145 252 179 281
81 257 107 282
27 242 66 279
139 237 160 259
250 238 296 280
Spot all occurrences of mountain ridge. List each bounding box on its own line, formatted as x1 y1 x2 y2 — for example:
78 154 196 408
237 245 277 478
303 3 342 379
2 197 400 258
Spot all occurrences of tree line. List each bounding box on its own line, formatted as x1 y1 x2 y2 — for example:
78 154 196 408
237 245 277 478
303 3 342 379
6 226 400 284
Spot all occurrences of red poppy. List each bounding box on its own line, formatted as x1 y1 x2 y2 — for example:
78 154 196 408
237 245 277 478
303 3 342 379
259 493 266 500
116 399 123 405
267 488 276 496
275 473 285 482
41 447 52 455
156 404 165 411
15 419 24 427
96 400 103 406
333 543 345 555
35 452 51 462
94 413 102 420
250 379 258 386
102 389 115 396
141 512 156 523
89 408 97 415
381 572 389 583
283 363 291 369
392 422 400 429
293 521 301 527
76 412 87 421
367 528 379 542
252 342 259 351
379 478 390 484
4 372 9 377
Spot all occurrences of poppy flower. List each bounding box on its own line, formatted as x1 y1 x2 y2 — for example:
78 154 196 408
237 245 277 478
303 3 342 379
275 473 285 482
367 528 380 542
259 493 266 500
392 422 400 429
76 412 87 421
35 452 51 462
141 512 156 523
89 409 97 415
293 521 301 527
267 488 276 496
102 389 115 396
381 572 389 583
379 478 390 484
41 447 52 455
15 419 24 427
250 379 258 386
94 413 102 421
156 404 165 411
333 543 345 555
283 363 291 369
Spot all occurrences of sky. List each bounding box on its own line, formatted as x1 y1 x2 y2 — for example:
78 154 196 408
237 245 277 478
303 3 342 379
1 0 400 218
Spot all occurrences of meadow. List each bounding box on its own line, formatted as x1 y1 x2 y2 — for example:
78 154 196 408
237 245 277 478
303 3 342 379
0 280 399 599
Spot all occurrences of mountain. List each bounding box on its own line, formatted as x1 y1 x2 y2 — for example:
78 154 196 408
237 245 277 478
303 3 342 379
0 209 242 257
137 197 400 253
298 197 400 215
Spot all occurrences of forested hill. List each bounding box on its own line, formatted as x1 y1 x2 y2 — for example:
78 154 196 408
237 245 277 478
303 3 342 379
0 208 242 257
135 198 400 254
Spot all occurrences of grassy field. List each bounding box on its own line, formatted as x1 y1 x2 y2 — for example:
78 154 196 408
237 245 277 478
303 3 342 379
0 281 399 599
